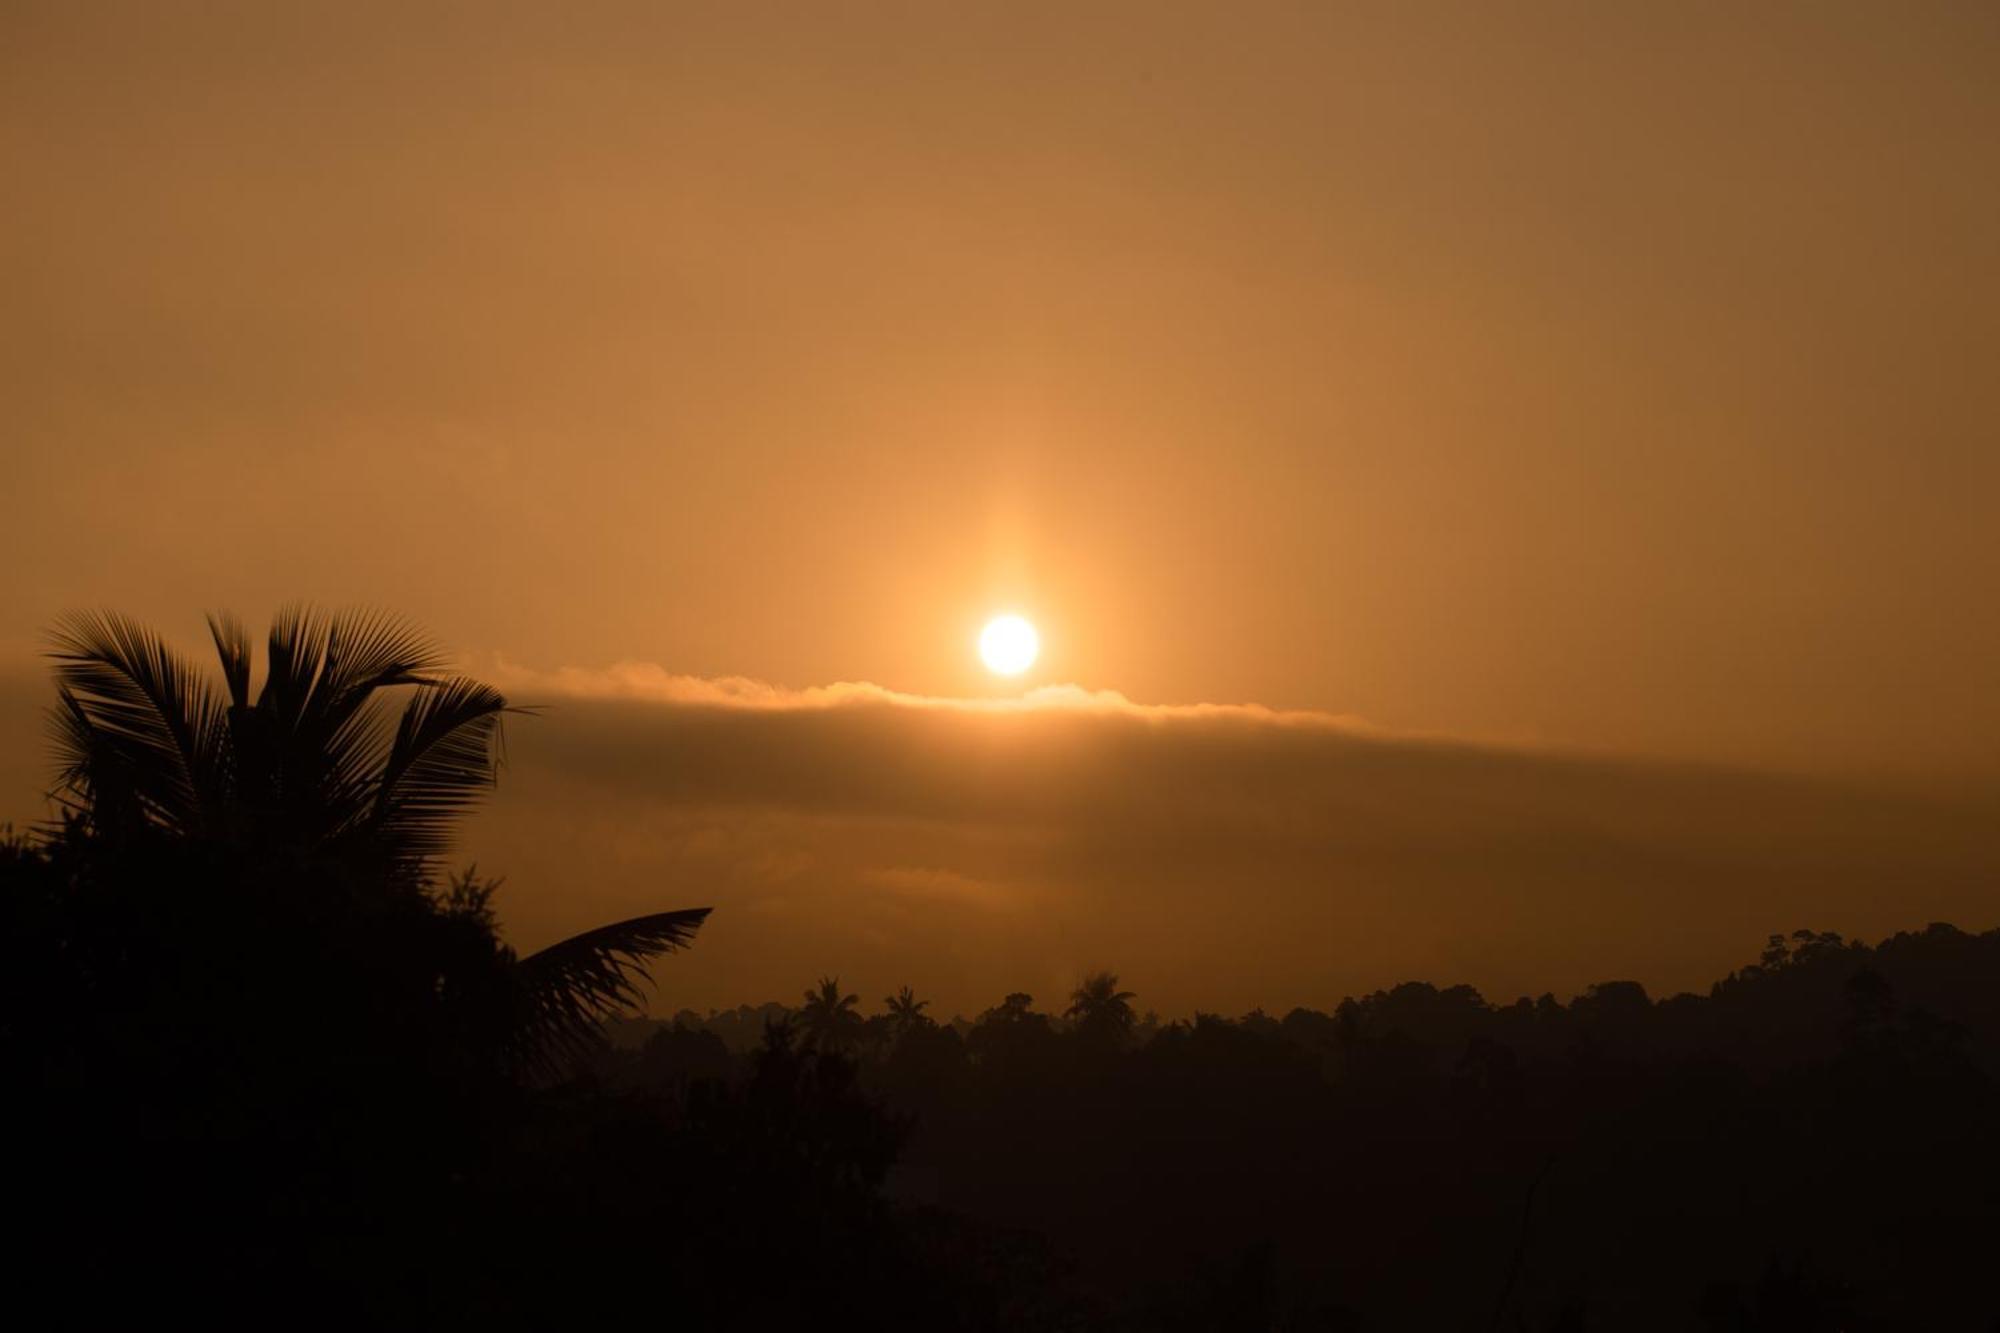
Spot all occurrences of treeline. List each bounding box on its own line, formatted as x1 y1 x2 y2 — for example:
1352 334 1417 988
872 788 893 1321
586 925 2000 1330
14 799 2000 1326
13 611 1998 1329
627 923 2000 1075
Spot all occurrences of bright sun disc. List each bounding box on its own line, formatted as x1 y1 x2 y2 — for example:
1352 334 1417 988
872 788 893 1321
979 615 1040 675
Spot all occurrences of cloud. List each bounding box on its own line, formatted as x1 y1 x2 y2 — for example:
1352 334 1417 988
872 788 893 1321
489 658 1386 730
456 665 2000 1018
864 866 1018 910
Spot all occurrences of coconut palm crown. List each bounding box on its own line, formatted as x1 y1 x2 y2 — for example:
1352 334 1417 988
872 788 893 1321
44 605 709 1078
884 985 933 1039
799 975 865 1052
1065 971 1138 1044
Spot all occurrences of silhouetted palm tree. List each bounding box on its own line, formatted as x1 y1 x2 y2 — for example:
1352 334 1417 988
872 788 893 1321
800 975 864 1052
45 606 710 1077
884 985 933 1040
1065 971 1138 1045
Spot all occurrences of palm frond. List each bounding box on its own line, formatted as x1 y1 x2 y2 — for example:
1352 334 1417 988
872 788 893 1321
47 611 229 837
312 608 451 749
512 907 712 1077
318 693 398 836
46 684 139 829
320 607 449 696
233 607 454 846
368 676 512 864
206 612 252 710
259 603 332 728
304 608 450 839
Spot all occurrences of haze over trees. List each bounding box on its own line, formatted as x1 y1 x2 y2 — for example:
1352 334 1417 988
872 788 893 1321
8 610 2000 1327
621 925 2000 1329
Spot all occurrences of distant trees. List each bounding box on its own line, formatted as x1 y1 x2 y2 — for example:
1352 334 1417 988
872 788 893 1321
800 975 865 1052
885 985 934 1039
634 1020 732 1087
1760 928 1849 972
981 991 1045 1028
965 991 1057 1072
593 927 1968 1322
1065 971 1138 1048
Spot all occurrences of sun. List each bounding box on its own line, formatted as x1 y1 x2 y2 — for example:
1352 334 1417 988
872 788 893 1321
978 614 1040 675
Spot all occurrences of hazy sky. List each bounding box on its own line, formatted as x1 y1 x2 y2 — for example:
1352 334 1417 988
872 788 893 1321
5 3 1997 1009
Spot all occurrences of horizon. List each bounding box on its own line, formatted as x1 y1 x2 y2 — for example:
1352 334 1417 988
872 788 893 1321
7 0 1999 1057
6 625 1996 1019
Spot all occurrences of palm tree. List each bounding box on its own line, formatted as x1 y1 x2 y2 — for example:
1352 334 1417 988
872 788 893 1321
1065 971 1138 1046
799 975 864 1053
43 606 710 1078
884 985 933 1041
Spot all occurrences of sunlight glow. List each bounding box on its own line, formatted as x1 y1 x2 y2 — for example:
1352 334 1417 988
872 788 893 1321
978 615 1040 675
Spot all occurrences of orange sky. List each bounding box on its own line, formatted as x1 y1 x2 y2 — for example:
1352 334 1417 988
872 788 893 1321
4 3 1997 1010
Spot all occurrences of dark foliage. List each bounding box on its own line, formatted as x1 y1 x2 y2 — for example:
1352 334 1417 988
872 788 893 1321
642 928 2000 1329
40 607 711 1075
11 610 2000 1327
15 800 2000 1325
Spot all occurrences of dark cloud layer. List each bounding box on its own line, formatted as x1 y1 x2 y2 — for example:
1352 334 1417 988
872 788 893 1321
457 670 2000 1016
2 660 1993 1015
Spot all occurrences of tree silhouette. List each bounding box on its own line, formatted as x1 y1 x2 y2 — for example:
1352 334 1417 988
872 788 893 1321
800 975 865 1052
1066 970 1138 1047
885 984 934 1040
984 992 1042 1026
44 606 710 1077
